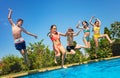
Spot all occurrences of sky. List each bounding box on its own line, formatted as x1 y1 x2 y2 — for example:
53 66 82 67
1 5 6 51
0 0 120 59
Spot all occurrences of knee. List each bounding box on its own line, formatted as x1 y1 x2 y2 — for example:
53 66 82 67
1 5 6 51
21 49 25 54
56 53 61 57
105 34 108 37
71 50 76 54
86 46 88 48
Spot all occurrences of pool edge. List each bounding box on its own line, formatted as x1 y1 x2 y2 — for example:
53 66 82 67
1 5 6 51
1 56 120 78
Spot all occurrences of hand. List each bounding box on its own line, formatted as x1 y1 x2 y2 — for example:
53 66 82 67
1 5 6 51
91 16 95 19
76 20 81 28
34 35 38 39
78 20 81 24
76 25 79 28
8 8 12 12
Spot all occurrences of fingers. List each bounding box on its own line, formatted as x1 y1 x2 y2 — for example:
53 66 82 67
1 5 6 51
8 8 12 11
35 35 38 39
78 20 81 24
92 16 95 18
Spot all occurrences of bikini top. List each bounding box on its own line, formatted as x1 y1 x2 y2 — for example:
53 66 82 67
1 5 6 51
83 29 90 33
50 32 60 41
94 26 100 34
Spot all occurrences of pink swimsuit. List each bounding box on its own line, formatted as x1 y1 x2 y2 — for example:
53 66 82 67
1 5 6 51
50 32 61 51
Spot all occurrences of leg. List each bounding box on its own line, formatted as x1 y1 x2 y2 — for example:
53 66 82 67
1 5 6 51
75 37 89 49
100 34 112 43
67 49 76 55
87 42 91 48
70 49 76 54
75 44 87 49
94 38 99 48
54 46 61 64
94 38 98 58
20 49 29 64
59 45 67 68
83 37 89 48
15 41 29 65
66 46 75 55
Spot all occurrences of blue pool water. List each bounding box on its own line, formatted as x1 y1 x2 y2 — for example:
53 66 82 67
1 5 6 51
18 58 120 78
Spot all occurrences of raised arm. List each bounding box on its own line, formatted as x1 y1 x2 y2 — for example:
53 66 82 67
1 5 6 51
76 20 84 29
8 8 15 26
22 27 37 39
76 20 81 28
89 16 95 26
73 29 82 36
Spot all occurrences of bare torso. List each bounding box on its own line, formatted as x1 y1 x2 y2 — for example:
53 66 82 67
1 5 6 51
53 40 61 46
94 26 100 35
50 33 61 46
12 25 22 40
67 33 74 46
84 27 90 37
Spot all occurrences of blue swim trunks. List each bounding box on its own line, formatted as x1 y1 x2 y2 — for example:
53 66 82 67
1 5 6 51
15 41 26 51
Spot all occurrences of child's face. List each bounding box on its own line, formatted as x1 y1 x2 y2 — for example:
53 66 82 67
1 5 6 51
95 21 100 26
68 29 71 32
82 22 87 27
17 21 23 27
51 26 57 33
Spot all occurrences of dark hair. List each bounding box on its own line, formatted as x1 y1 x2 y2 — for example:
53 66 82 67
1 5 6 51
68 28 74 32
71 29 74 32
82 21 89 27
17 18 23 23
50 24 56 30
47 24 57 36
94 21 99 24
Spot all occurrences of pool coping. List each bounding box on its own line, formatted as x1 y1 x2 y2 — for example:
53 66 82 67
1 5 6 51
1 56 120 78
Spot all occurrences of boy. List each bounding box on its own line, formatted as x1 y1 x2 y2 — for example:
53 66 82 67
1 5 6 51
8 8 37 65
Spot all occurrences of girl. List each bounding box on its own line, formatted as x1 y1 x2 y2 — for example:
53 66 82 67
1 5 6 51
48 25 67 68
76 21 90 48
89 16 113 47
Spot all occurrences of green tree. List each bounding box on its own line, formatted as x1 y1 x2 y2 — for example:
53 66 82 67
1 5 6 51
110 22 120 56
112 39 120 56
110 22 120 38
104 27 111 38
27 40 54 70
1 55 25 75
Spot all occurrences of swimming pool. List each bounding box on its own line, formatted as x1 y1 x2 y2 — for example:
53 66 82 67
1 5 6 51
18 58 120 78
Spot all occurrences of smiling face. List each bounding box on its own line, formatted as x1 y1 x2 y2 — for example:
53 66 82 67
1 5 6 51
16 19 23 27
82 21 88 28
50 25 57 34
95 21 100 27
82 21 87 27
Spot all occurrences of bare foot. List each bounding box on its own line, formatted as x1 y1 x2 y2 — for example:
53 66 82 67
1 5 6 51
111 40 115 43
54 59 57 64
62 66 67 69
70 52 75 54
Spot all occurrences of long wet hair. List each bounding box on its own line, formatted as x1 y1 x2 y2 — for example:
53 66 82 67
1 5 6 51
47 24 57 36
82 21 89 27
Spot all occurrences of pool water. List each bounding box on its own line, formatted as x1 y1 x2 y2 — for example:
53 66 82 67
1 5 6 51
18 58 120 78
